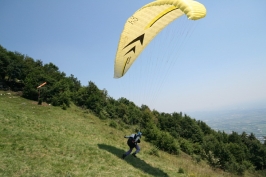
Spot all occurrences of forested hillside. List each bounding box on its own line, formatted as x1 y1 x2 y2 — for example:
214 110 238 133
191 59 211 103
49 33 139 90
1 45 266 175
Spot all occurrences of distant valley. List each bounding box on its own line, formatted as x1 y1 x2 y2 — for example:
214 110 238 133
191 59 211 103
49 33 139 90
190 108 266 143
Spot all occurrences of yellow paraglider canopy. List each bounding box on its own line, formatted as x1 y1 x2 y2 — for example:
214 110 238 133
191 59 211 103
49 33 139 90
114 0 206 78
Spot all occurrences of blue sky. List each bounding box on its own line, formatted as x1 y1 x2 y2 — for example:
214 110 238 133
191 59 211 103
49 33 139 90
1 0 266 114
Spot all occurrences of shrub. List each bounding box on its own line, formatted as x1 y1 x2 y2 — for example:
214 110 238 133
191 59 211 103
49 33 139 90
192 154 201 163
178 167 184 173
61 103 67 110
180 138 193 155
99 109 109 120
144 125 180 155
242 160 255 171
109 120 118 128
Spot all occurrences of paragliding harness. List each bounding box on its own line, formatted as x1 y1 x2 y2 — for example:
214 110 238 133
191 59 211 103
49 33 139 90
127 134 140 148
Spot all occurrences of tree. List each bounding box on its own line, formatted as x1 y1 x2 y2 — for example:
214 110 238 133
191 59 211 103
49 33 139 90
228 131 241 144
0 45 10 80
83 81 107 114
179 115 204 143
226 143 246 163
197 120 213 135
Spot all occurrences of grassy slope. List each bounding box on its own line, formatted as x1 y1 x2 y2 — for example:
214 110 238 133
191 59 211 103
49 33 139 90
0 91 261 177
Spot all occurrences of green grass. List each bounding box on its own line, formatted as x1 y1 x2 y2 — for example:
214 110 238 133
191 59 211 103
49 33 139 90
0 91 264 177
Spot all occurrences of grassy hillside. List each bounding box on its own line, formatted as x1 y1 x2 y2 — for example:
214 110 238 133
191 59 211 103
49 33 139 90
0 91 263 177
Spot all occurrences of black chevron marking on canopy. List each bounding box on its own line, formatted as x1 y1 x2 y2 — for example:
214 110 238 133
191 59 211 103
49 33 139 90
123 33 145 49
124 46 136 56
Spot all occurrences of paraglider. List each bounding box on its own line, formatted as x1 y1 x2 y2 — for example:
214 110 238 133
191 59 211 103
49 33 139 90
122 132 142 159
114 0 207 78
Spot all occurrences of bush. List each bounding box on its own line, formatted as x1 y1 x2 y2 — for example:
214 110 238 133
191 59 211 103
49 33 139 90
51 92 70 107
224 161 246 175
192 154 201 163
116 120 129 129
143 125 180 155
61 103 67 110
109 120 118 128
178 167 184 173
180 138 193 155
242 160 255 171
156 131 179 154
99 109 109 120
